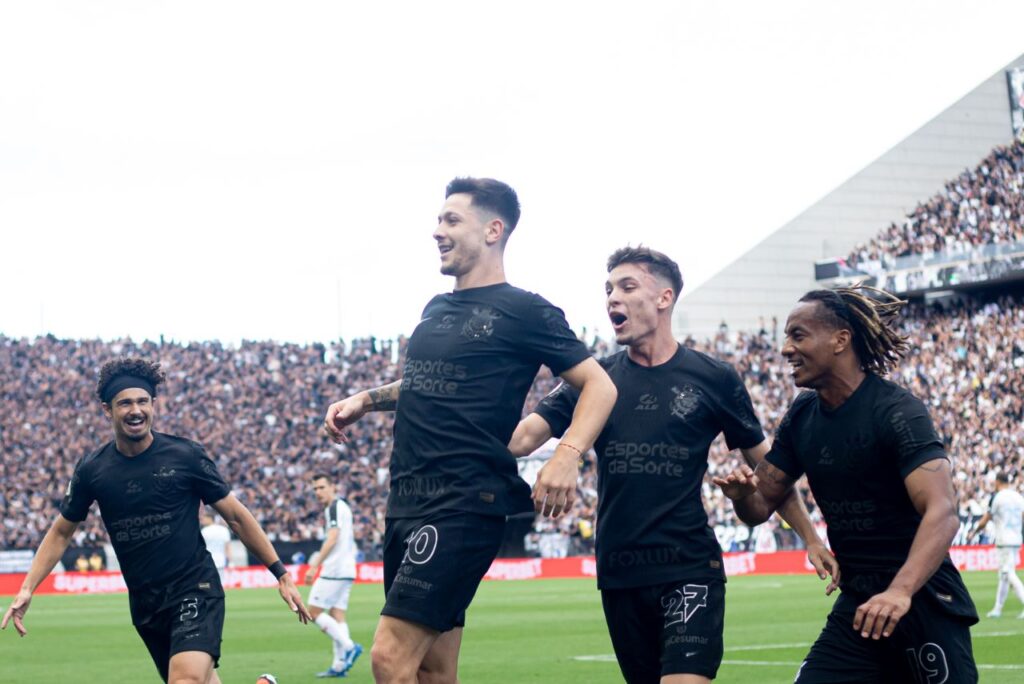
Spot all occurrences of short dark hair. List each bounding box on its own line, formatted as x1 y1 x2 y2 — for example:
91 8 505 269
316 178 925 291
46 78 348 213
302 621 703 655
607 245 684 302
445 177 521 236
311 473 331 483
95 357 166 403
798 285 909 376
995 472 1010 484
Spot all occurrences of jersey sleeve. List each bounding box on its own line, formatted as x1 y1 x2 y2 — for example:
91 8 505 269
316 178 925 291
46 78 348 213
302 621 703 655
714 364 766 450
339 501 353 534
59 457 95 523
521 294 592 376
879 390 947 479
326 501 341 529
533 381 580 438
765 404 804 480
190 442 233 504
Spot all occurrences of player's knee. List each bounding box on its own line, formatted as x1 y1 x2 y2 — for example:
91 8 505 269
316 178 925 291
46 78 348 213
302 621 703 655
371 641 415 682
417 663 458 684
168 674 206 684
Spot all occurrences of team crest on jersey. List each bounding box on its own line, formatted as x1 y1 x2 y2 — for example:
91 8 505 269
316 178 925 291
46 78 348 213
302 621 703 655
669 385 701 420
462 307 501 340
153 466 177 491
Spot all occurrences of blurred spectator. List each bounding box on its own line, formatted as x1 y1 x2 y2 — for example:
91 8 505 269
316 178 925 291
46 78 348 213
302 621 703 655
2 294 1021 558
88 551 104 571
846 140 1024 272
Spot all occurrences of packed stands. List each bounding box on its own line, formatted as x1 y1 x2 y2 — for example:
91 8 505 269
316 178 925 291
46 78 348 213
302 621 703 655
3 139 1022 559
2 290 1020 558
845 140 1023 272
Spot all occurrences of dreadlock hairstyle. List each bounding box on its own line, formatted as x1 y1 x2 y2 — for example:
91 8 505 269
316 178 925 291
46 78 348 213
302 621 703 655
799 284 909 376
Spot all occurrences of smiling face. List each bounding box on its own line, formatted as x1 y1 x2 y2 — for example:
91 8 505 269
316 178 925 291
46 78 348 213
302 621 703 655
605 262 675 347
103 387 155 444
433 193 495 278
781 300 849 389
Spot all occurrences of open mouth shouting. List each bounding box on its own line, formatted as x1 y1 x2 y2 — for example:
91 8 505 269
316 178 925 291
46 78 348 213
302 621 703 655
608 310 628 333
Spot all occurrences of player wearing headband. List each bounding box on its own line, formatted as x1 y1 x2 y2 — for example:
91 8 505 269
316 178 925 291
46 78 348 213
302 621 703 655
2 357 312 684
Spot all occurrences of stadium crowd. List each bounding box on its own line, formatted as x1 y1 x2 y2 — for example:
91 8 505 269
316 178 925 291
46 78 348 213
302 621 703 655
1 291 1020 558
845 139 1024 271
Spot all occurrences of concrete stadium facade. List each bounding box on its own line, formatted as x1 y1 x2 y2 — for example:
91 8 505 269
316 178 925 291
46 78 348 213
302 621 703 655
674 53 1024 340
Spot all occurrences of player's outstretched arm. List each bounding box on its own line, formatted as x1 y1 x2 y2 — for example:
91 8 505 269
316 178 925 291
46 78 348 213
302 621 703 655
323 379 401 443
2 515 79 637
740 441 839 593
532 358 616 518
212 494 313 624
508 414 554 458
713 460 795 526
853 458 959 641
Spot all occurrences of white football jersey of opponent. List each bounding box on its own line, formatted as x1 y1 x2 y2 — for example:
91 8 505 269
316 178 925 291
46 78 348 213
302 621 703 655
320 498 358 579
990 488 1024 547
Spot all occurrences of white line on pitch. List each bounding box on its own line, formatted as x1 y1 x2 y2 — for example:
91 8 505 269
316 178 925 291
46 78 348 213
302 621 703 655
727 642 809 651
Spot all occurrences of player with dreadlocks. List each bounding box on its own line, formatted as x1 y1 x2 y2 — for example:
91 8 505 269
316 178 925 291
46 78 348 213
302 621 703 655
714 285 979 683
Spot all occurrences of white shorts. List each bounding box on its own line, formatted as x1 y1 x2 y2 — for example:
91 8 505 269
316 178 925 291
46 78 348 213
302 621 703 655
996 546 1021 574
309 577 353 611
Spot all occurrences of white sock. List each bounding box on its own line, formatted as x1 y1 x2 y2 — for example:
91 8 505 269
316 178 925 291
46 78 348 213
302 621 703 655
337 621 355 651
996 573 1010 612
1009 572 1024 605
315 613 347 659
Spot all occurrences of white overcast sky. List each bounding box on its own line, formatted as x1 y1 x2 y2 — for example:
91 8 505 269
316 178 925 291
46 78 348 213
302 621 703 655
2 1 1023 345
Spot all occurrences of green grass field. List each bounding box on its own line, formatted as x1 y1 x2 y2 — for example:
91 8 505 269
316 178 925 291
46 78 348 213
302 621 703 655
2 572 1020 683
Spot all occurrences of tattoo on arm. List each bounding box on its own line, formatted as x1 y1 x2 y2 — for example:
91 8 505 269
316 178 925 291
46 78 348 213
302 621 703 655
368 386 398 411
755 461 795 506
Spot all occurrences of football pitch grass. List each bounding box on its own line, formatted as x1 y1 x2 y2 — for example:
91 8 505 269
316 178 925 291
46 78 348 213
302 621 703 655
2 572 1020 683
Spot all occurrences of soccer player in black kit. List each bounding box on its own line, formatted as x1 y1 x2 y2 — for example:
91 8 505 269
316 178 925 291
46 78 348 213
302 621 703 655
714 286 978 683
323 178 616 684
509 246 836 684
1 358 311 683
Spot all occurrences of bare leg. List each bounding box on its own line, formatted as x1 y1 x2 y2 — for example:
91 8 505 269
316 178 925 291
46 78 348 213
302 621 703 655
371 615 440 684
167 650 215 684
662 674 711 684
418 627 462 684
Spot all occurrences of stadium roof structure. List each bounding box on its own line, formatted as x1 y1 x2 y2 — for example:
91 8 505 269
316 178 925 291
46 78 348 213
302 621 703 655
674 52 1024 340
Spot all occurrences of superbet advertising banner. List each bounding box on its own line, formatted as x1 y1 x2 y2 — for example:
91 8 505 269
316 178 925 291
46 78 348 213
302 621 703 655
1 547 1019 596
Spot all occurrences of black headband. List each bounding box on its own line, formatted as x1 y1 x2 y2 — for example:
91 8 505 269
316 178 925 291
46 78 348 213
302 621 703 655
101 375 157 404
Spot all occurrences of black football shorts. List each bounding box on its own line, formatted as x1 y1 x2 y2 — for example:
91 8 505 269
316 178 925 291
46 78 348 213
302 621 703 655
601 577 726 682
793 590 977 683
381 511 505 632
